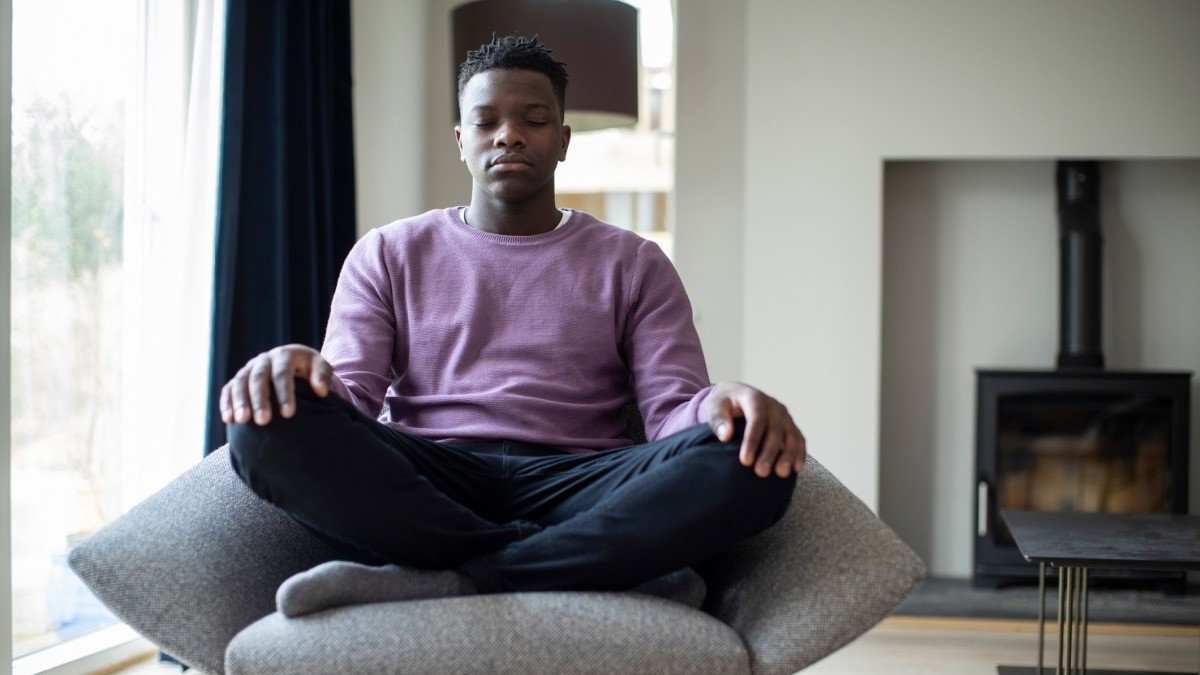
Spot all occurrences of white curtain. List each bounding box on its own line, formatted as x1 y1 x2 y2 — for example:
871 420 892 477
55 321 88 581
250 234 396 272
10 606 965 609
121 0 225 506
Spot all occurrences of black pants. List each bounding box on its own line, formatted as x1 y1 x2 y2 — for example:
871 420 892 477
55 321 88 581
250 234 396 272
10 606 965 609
228 382 796 593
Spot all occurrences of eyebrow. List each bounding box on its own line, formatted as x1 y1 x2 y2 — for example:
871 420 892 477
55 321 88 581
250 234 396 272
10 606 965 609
469 103 554 114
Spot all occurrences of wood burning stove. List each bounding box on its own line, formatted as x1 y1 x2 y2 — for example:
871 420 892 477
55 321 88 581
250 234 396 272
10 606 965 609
973 368 1190 585
971 162 1193 587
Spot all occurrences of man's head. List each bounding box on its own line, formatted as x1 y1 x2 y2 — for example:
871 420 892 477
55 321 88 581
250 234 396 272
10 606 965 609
457 35 569 122
454 35 572 208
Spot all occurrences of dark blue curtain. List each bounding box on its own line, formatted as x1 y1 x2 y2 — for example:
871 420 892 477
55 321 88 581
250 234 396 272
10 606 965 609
205 0 357 453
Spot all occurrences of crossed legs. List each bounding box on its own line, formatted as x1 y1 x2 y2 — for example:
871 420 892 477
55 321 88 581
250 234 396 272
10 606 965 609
228 382 796 595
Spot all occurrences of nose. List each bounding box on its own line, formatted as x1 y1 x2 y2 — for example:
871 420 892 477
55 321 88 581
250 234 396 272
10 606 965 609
493 120 525 148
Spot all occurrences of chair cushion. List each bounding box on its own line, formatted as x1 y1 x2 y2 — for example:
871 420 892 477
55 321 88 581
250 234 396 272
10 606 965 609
69 445 922 675
68 447 339 674
226 592 750 675
698 456 926 674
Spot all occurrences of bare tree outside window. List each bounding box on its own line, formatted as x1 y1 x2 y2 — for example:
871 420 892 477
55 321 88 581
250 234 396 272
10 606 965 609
11 0 133 656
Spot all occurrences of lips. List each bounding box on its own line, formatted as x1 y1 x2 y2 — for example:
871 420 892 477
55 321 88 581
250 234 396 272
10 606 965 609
491 153 531 167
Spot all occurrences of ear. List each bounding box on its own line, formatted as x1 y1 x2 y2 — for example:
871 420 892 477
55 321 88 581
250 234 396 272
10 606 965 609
454 126 464 160
558 124 571 162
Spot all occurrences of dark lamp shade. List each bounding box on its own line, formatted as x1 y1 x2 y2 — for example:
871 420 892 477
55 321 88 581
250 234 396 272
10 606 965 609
451 0 639 131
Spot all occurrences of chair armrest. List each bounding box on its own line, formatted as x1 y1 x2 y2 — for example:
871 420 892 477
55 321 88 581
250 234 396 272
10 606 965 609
698 456 925 675
68 446 337 675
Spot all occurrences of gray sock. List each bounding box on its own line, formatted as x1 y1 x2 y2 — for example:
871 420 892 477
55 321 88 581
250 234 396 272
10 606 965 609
276 561 476 618
630 567 707 609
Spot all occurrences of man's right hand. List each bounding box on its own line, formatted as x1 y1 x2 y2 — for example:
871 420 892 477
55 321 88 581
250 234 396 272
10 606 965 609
219 344 333 426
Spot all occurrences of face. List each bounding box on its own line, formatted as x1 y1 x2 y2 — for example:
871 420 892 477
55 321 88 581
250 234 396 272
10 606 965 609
455 68 571 204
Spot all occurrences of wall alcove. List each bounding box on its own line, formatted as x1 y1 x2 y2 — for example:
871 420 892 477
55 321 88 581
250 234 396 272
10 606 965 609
879 159 1200 578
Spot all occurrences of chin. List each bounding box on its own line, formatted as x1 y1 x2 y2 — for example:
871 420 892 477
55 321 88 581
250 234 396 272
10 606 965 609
488 184 548 203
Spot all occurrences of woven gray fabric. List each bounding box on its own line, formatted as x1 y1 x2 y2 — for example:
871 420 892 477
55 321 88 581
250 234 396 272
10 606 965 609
68 446 338 675
226 592 750 675
69 443 922 674
698 456 926 675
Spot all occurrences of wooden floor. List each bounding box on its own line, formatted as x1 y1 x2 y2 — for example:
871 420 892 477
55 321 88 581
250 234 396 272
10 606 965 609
111 616 1200 674
807 617 1200 674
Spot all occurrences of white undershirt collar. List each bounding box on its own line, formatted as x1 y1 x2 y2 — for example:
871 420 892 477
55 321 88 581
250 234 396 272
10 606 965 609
460 207 570 230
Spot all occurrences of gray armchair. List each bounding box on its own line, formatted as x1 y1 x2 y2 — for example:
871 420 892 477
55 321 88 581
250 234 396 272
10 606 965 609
70 446 924 674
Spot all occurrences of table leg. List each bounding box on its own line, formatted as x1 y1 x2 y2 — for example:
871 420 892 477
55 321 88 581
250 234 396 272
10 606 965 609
1038 561 1046 674
1058 567 1067 674
1004 563 1184 675
1080 564 1089 667
1082 568 1089 674
1075 567 1091 674
1054 566 1090 675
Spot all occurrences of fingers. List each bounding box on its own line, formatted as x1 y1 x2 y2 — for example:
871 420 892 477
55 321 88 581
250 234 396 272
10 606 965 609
219 380 234 424
790 428 808 476
739 407 767 472
221 345 327 426
309 355 332 398
248 353 274 425
223 360 255 425
709 381 807 479
707 396 738 443
271 348 333 418
753 425 785 479
270 351 299 420
773 425 807 478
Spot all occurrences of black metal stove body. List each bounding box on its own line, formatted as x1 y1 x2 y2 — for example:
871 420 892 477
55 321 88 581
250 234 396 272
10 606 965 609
971 162 1193 587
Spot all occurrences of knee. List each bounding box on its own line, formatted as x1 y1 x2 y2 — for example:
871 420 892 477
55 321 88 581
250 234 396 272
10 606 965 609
758 470 797 528
691 443 796 529
227 383 360 491
228 412 318 471
691 439 792 497
227 415 327 508
226 421 273 493
226 412 311 493
227 379 339 457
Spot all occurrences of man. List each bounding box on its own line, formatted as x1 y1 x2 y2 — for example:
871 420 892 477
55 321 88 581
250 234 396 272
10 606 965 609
221 36 805 616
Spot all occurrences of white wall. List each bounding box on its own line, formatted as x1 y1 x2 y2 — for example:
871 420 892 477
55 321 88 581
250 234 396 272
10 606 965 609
354 0 1200 521
351 0 426 235
674 0 746 383
742 0 1200 509
405 0 748 380
881 160 1200 577
421 0 472 211
353 0 466 223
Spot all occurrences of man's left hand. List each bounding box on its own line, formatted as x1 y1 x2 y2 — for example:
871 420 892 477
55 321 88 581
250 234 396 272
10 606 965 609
705 381 806 479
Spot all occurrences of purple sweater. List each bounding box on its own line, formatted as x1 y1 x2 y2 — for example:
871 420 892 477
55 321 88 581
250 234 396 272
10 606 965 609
322 207 713 453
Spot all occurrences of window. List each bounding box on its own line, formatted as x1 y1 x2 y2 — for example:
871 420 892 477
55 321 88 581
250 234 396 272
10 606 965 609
556 0 675 257
11 0 223 665
10 0 134 656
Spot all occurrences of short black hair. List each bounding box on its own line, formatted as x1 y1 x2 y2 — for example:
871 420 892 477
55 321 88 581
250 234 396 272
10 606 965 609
457 35 569 120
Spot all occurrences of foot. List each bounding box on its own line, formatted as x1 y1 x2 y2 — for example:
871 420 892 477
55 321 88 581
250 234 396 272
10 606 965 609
276 560 476 617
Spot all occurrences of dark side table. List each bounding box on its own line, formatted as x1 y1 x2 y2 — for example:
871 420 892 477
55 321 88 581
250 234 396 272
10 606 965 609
999 509 1200 675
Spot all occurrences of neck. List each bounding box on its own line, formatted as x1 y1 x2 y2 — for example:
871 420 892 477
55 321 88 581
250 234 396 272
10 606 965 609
465 189 561 236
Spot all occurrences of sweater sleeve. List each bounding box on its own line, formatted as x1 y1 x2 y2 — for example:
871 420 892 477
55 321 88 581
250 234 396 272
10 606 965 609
623 239 714 441
320 229 403 416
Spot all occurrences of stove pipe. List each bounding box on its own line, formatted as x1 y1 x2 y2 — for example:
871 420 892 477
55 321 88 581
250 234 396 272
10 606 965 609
1056 160 1104 369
